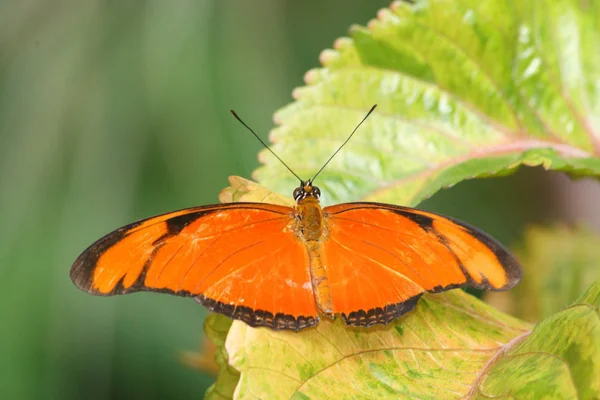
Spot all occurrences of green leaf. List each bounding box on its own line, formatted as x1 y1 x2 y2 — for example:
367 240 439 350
203 315 240 400
252 0 600 206
477 281 600 399
487 226 600 322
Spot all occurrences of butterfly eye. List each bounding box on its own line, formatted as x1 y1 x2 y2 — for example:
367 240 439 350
313 187 321 198
293 187 303 201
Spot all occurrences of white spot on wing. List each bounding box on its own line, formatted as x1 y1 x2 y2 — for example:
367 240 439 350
285 278 296 288
285 279 312 291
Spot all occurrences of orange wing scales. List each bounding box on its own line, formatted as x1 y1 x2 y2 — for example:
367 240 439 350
70 204 319 331
322 203 521 327
71 199 522 331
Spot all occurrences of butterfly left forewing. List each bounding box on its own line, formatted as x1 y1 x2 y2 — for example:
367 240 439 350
70 203 319 330
321 202 522 327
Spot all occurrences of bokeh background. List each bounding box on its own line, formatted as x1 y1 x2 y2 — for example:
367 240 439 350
2 1 599 399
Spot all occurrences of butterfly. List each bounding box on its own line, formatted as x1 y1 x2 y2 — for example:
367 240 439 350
70 105 522 331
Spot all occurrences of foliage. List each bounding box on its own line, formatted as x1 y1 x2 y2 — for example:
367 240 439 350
255 0 600 206
205 0 600 398
487 225 600 322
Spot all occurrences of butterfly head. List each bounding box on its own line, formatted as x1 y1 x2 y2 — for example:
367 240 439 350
293 180 321 202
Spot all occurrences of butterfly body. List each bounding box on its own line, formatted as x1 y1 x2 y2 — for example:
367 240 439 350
292 182 333 316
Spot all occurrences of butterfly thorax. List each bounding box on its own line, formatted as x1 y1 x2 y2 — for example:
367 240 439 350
296 196 324 241
293 182 324 242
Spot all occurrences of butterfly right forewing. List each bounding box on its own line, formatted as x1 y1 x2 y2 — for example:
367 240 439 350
321 202 522 327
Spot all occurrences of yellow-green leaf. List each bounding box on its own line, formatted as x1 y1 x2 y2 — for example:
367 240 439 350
218 176 294 206
212 290 531 399
207 281 600 399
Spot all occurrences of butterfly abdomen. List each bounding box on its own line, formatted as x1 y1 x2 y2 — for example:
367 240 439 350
295 197 334 316
306 241 333 316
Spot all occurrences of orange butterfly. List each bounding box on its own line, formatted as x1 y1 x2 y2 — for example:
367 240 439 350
70 105 522 331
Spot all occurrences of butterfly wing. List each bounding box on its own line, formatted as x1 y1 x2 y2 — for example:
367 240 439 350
321 202 522 327
70 203 318 330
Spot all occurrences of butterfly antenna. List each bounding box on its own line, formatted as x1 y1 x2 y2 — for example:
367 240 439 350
311 104 377 183
230 110 303 182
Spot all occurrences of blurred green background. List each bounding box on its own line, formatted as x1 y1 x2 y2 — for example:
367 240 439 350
0 1 573 399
